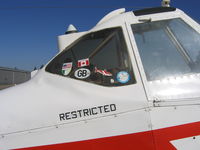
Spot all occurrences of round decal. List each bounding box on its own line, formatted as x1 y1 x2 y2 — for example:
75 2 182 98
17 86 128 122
116 71 130 84
74 68 91 79
110 79 115 84
62 62 72 76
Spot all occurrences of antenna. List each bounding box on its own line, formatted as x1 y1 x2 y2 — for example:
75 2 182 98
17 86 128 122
162 0 171 7
65 24 78 34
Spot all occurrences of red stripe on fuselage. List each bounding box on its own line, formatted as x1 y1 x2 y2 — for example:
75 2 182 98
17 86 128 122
153 121 200 150
14 121 200 150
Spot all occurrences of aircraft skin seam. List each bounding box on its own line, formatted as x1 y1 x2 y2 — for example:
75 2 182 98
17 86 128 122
1 104 198 137
0 107 150 137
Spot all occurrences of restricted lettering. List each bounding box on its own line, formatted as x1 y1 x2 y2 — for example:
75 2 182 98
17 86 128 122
59 104 117 121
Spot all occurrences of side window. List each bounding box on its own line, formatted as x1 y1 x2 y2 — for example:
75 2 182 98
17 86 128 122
46 28 135 86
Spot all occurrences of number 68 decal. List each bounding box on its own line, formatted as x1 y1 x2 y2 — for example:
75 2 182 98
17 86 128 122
74 68 91 79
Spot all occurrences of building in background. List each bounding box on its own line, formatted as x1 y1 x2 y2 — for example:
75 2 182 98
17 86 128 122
0 67 31 90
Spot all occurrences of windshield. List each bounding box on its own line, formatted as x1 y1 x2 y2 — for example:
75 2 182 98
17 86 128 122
132 18 200 81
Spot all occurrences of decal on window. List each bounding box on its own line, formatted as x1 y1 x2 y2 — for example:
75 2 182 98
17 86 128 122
116 71 130 84
74 68 91 79
95 67 112 76
62 62 72 76
77 58 90 68
110 79 115 84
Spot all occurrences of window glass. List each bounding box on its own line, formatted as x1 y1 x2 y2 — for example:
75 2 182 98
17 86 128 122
46 28 135 86
132 19 200 81
169 19 200 63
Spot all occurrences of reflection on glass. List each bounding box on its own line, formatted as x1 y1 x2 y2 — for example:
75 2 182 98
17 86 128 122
132 18 200 81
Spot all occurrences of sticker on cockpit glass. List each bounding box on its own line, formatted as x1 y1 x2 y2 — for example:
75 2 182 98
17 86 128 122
77 58 90 68
74 68 91 79
62 62 72 76
116 71 130 84
95 67 112 76
110 79 115 84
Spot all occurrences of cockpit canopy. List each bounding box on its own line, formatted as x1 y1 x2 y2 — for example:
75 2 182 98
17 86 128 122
45 6 200 98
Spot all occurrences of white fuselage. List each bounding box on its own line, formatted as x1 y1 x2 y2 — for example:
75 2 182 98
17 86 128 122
0 7 200 150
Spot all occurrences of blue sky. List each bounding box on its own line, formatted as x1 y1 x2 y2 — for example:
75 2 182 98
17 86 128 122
0 0 199 71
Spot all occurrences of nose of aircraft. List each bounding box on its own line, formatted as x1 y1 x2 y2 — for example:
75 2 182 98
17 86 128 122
0 84 31 135
0 81 49 135
0 76 70 136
